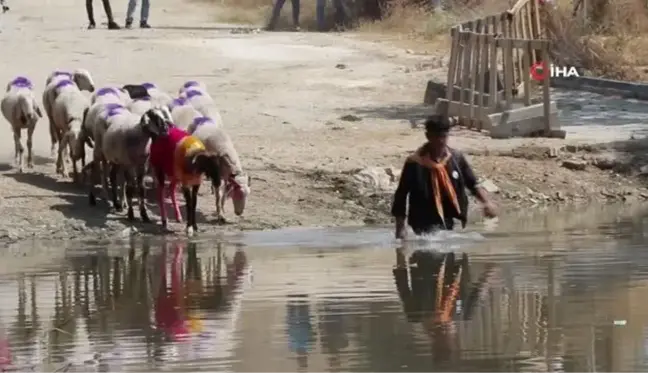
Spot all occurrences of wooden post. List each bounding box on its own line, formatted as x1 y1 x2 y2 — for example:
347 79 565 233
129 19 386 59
468 32 479 128
503 39 514 110
445 27 461 109
489 35 498 109
541 42 551 134
522 42 532 106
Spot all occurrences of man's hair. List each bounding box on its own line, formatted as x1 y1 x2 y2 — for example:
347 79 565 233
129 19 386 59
424 115 452 135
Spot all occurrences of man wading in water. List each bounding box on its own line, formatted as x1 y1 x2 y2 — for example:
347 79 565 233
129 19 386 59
392 115 497 238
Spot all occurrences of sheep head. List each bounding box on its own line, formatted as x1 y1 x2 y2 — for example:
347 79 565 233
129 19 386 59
140 108 171 139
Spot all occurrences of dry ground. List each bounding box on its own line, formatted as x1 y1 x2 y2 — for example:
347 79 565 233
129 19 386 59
0 0 646 243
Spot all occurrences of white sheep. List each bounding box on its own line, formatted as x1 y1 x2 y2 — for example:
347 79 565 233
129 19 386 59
90 86 132 106
189 116 250 222
100 108 170 222
140 82 173 108
0 77 43 172
179 88 223 126
51 85 90 179
169 99 203 131
42 69 94 157
177 80 207 96
84 103 130 205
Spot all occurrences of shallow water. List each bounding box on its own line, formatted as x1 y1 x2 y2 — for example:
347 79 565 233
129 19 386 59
3 204 648 371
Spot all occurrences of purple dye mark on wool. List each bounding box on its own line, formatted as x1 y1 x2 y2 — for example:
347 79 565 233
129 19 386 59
54 80 74 89
184 90 202 99
96 87 118 97
104 103 124 112
170 97 187 108
105 108 124 118
10 77 33 89
141 83 156 89
183 81 200 89
192 116 212 127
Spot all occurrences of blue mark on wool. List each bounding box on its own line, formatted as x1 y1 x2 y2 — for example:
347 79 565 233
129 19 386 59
183 81 199 89
54 80 74 89
96 87 117 96
192 116 212 127
105 107 125 118
141 82 156 89
185 90 202 99
10 77 33 89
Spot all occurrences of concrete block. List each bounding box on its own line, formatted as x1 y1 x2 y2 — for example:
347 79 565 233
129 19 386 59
488 101 560 139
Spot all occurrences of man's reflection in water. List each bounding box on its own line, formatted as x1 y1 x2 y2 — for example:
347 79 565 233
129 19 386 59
155 242 191 341
393 247 497 364
286 294 316 372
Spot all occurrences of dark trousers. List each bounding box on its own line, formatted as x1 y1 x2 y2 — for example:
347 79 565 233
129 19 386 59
316 0 348 30
86 0 115 24
268 0 300 28
411 221 454 235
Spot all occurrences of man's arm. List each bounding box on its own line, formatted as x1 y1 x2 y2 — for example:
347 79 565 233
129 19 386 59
457 152 497 217
392 161 412 238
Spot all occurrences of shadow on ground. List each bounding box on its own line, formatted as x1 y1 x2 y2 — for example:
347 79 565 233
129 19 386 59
342 103 432 126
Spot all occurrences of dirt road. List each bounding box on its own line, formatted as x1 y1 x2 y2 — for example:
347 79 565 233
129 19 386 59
0 0 645 243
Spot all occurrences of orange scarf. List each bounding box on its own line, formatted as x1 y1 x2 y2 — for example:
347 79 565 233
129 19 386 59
408 147 461 223
173 136 206 186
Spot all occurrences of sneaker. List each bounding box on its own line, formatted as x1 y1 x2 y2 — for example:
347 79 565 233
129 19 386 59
140 21 151 28
125 18 133 29
108 21 121 29
88 22 96 29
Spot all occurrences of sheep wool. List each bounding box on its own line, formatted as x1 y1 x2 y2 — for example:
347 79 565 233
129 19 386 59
150 126 205 186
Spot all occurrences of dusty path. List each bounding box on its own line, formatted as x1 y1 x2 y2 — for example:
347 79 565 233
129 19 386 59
0 0 645 242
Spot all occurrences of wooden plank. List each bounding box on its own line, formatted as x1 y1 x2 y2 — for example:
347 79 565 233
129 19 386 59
522 41 531 106
460 32 474 119
489 35 498 109
514 14 523 87
532 0 542 40
445 28 460 106
503 39 514 109
468 32 479 127
478 34 490 131
454 32 467 85
541 44 551 134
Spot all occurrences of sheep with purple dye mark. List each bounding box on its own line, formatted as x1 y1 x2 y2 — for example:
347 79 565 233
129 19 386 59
43 69 95 157
179 88 223 126
98 108 170 223
1 76 43 172
90 86 132 106
189 116 250 222
177 80 207 96
169 97 204 131
51 83 90 180
128 96 173 122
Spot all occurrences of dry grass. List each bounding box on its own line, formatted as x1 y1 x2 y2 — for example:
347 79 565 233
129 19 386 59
546 0 648 80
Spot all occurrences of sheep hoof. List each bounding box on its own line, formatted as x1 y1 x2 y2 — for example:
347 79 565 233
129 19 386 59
192 224 199 232
27 162 33 169
140 211 152 223
186 226 194 237
215 216 227 225
127 209 135 221
17 167 23 174
89 194 97 206
114 204 123 213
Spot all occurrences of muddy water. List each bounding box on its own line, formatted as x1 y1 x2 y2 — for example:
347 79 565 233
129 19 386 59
2 204 648 371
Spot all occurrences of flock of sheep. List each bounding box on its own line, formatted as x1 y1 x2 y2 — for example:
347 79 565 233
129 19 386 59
0 69 251 236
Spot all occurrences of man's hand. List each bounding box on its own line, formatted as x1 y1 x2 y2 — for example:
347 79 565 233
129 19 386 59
482 201 497 219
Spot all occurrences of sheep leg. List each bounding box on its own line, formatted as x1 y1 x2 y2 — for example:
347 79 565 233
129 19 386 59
124 169 135 221
169 180 182 223
109 164 123 212
191 185 199 232
69 141 79 182
12 127 24 173
137 166 151 223
182 186 194 237
100 158 111 202
88 160 98 206
155 169 168 229
47 111 57 157
215 182 226 224
26 126 34 169
56 137 66 176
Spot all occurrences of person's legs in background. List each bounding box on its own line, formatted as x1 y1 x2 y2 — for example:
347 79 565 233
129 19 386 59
1 0 9 13
316 0 326 31
125 0 138 28
100 0 120 29
86 0 97 28
139 0 150 28
266 0 286 31
331 0 348 29
289 0 300 30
